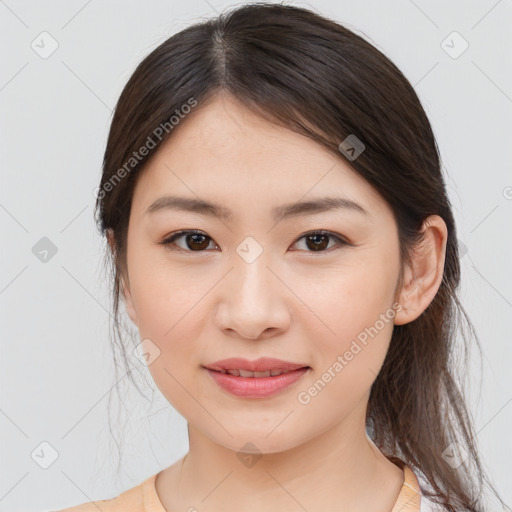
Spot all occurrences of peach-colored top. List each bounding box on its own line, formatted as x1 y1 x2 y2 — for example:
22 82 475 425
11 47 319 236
56 463 422 511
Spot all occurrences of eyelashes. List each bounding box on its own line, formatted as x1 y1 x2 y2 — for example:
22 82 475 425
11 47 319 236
161 230 217 252
159 229 350 254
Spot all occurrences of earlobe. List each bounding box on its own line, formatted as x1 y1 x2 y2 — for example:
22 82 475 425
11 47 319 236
394 215 448 326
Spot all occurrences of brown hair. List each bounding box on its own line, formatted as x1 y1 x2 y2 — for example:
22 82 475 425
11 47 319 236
95 3 508 510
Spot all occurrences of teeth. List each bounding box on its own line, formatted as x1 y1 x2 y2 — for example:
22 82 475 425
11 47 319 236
221 369 292 377
254 370 272 377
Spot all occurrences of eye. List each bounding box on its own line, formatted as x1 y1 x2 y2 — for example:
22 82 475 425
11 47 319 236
160 230 218 252
290 230 349 252
159 229 350 254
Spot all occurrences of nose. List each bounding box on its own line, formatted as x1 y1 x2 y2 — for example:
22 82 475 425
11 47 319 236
214 252 291 340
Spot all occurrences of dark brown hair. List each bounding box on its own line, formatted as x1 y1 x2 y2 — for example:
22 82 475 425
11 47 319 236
94 3 508 510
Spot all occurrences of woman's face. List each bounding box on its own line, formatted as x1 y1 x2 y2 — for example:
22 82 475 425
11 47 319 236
121 93 403 453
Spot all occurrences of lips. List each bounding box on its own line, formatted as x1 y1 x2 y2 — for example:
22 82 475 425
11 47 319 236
203 357 309 374
204 363 310 398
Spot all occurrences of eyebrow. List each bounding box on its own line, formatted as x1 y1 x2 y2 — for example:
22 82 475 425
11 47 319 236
145 195 369 222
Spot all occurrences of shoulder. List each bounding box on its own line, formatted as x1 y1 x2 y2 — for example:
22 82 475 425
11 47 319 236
52 473 160 512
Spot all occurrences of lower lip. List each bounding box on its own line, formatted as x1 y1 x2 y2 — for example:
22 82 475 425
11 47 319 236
205 367 310 398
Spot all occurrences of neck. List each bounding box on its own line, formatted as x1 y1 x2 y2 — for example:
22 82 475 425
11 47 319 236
156 405 405 512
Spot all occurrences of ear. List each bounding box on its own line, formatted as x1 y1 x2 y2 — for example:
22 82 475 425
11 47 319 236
106 229 138 327
393 215 448 325
120 275 138 327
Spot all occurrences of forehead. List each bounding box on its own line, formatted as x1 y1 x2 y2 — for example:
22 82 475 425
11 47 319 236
131 94 389 222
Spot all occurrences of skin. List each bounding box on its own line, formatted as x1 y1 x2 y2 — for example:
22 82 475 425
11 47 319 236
113 91 447 512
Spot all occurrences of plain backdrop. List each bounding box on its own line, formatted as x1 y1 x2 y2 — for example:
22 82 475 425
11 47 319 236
1 0 511 511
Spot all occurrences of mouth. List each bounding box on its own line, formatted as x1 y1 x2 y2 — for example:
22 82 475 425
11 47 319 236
203 356 310 374
202 357 311 398
210 368 302 377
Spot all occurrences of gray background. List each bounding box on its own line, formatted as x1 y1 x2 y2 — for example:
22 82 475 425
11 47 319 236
1 0 511 510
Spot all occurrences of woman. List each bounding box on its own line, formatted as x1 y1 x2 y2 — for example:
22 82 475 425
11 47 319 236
57 3 508 511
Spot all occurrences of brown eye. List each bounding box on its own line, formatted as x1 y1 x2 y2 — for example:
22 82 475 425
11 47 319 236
291 230 348 253
161 230 217 252
304 233 329 251
160 229 348 254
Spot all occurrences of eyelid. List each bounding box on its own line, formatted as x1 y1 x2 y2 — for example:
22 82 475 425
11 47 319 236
289 230 349 251
160 229 217 252
159 229 350 253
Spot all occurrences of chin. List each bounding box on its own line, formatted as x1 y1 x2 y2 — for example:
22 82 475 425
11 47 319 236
205 428 306 456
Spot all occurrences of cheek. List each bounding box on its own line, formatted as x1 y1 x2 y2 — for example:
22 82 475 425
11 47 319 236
298 258 397 339
135 289 206 417
127 246 203 338
295 253 398 384
125 264 207 411
295 282 396 417
131 277 203 358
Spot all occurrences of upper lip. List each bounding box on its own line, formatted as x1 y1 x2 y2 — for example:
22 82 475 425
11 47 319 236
204 357 309 372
